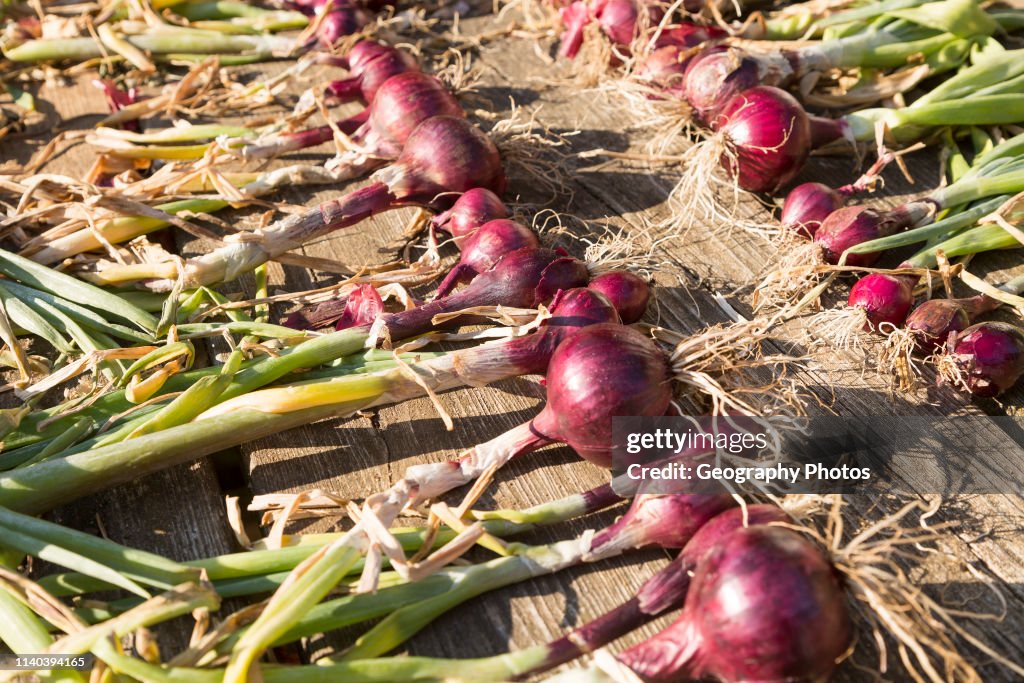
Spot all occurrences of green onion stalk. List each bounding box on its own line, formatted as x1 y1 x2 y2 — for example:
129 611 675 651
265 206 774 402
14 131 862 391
49 483 624 631
0 347 440 471
171 2 310 33
0 281 609 511
27 165 339 265
0 560 86 683
1 25 294 64
81 114 508 291
750 0 934 42
78 494 733 683
85 121 293 161
0 247 592 458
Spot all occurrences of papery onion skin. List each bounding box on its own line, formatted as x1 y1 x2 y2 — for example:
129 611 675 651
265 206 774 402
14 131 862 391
945 322 1024 397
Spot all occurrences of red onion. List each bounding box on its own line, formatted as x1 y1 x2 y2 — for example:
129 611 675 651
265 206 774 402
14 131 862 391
531 323 673 467
374 288 619 505
942 322 1024 397
655 23 727 49
845 272 918 331
636 45 689 97
684 46 764 124
243 72 461 163
559 0 667 59
558 1 591 59
814 203 933 266
431 187 509 238
904 295 998 354
317 8 366 45
594 0 641 48
434 219 540 298
619 522 851 682
712 86 812 194
325 41 419 105
517 494 741 678
780 182 846 238
587 270 650 323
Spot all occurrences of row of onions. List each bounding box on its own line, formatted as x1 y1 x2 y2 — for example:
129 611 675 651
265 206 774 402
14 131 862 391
536 0 1024 396
0 0 1019 681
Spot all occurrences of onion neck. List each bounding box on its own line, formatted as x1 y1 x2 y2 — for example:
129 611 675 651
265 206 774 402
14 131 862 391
263 184 394 258
808 115 851 150
617 615 703 680
959 293 1001 320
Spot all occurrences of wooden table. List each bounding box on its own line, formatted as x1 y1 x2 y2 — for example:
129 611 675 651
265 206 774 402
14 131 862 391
4 10 1024 680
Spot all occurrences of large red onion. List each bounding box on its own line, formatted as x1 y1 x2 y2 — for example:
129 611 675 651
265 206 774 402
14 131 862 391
620 521 851 682
531 323 674 467
846 272 919 331
243 72 461 163
713 86 812 194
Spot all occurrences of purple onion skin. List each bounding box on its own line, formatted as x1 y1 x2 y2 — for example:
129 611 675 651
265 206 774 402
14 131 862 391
316 8 367 46
587 270 650 323
656 23 727 49
621 521 850 683
431 188 509 239
781 182 845 238
383 247 590 341
946 322 1024 397
531 323 673 467
814 205 918 267
637 46 689 98
498 287 621 375
905 295 998 354
357 72 464 154
348 44 419 103
595 0 640 47
684 47 762 124
714 86 811 194
435 220 540 298
558 1 590 59
335 284 384 330
279 73 462 165
591 493 736 551
847 272 918 330
383 115 507 207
